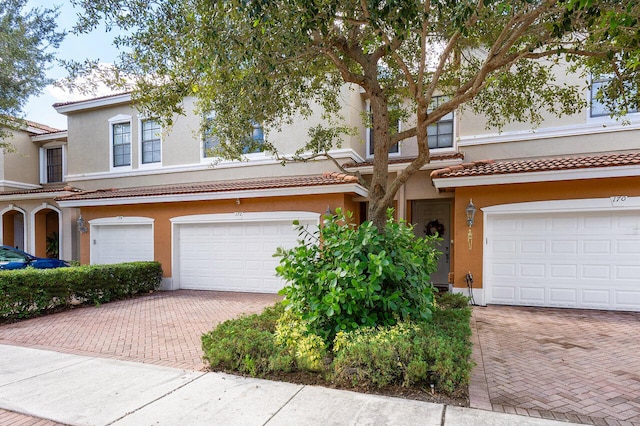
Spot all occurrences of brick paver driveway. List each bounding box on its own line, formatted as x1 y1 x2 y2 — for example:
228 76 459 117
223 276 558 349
0 290 280 371
470 305 640 425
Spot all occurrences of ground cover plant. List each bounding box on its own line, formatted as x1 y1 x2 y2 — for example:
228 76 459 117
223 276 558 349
202 213 473 401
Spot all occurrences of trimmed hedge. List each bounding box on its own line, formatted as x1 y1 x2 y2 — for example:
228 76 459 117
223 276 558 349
0 262 162 321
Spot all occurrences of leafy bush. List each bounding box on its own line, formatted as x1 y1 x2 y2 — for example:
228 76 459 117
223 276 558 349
331 304 473 394
201 300 473 396
275 310 327 372
201 303 295 375
275 209 439 341
0 262 162 321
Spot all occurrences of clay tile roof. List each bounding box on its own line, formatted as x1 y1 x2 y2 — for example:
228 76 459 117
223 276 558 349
342 152 464 169
26 120 63 133
52 92 131 108
0 185 83 197
55 173 362 202
430 151 640 179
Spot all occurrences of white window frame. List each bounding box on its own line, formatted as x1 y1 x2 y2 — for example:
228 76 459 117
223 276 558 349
200 113 267 163
108 114 132 171
138 118 162 168
39 142 66 184
427 96 455 151
201 112 219 161
587 74 640 124
365 99 401 159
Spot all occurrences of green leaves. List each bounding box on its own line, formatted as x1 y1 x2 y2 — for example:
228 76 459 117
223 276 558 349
0 0 64 139
275 208 438 342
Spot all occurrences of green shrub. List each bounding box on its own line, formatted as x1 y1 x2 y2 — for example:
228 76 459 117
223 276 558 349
274 310 327 372
0 262 162 321
436 292 470 310
201 301 474 396
275 209 439 342
201 303 295 376
331 305 474 395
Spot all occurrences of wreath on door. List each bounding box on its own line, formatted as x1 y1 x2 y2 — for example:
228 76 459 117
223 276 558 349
425 219 445 237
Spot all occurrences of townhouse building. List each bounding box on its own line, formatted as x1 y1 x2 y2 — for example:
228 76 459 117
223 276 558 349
1 69 638 312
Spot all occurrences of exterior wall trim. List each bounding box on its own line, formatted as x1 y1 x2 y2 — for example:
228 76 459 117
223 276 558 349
458 119 640 147
0 180 41 190
64 148 365 182
29 203 62 257
433 165 640 189
54 93 132 114
0 205 28 250
89 216 155 226
57 183 369 207
481 196 640 215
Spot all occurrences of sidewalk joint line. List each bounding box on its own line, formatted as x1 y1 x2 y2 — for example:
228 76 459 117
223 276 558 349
105 371 207 426
262 384 306 425
441 404 447 426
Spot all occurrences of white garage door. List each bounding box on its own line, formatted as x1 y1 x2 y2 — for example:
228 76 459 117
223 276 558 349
173 213 318 293
485 209 640 311
91 218 154 265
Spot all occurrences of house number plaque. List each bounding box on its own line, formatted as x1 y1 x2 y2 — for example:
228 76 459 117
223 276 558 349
610 196 629 207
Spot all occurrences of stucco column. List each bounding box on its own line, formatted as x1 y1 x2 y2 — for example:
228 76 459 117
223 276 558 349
60 207 80 261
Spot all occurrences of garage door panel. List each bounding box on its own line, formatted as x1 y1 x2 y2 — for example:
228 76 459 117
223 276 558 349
93 224 153 265
551 217 579 231
582 290 610 305
618 240 640 254
582 264 611 279
521 240 545 254
549 288 577 304
486 210 640 311
176 217 316 293
520 287 545 303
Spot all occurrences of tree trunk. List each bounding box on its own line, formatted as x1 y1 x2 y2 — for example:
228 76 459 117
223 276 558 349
367 93 393 230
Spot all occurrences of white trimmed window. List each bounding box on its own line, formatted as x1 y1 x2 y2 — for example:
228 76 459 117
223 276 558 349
201 113 264 158
427 96 454 149
109 115 132 169
590 76 638 118
202 114 219 159
39 144 66 184
140 119 162 165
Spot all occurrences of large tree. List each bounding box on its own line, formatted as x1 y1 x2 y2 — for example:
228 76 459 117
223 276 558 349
0 0 64 140
71 0 640 228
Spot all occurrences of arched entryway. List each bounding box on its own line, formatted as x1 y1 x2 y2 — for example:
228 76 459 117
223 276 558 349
33 206 61 259
1 207 26 250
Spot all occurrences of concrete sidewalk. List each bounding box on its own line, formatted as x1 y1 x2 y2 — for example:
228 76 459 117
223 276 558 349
0 345 578 426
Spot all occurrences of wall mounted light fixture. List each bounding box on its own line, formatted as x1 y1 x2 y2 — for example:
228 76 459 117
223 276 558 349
465 199 477 250
77 215 88 233
325 206 332 215
465 199 477 227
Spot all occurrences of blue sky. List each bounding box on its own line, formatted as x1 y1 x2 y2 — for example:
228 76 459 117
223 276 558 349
23 1 121 129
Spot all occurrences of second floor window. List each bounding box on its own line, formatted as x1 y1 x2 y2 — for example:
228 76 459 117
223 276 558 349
112 122 131 167
590 77 638 118
367 102 400 157
244 123 264 154
428 96 454 149
46 147 63 183
141 119 161 164
202 115 264 157
202 115 218 158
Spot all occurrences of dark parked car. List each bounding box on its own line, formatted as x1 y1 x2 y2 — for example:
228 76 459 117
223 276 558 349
0 245 70 270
